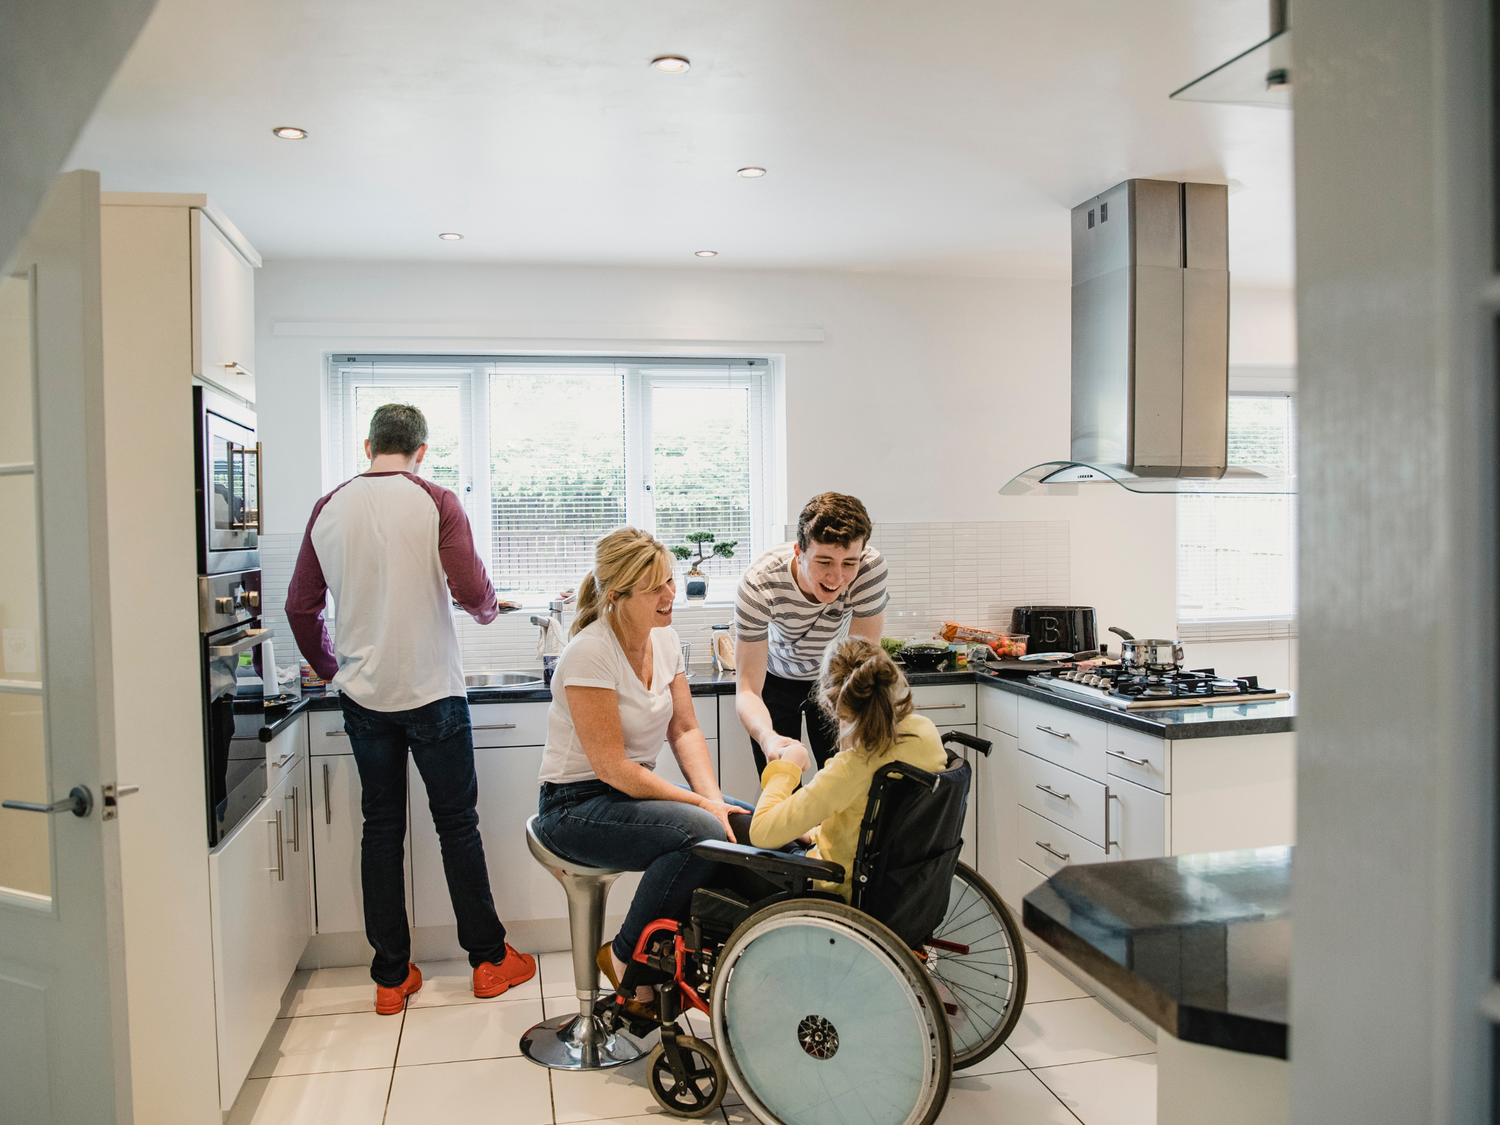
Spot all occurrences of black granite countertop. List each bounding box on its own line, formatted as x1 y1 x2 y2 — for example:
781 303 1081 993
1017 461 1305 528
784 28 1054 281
238 665 1294 742
1023 847 1292 1058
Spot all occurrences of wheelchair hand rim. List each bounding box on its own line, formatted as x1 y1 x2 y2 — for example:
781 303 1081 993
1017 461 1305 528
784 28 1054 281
709 902 950 1125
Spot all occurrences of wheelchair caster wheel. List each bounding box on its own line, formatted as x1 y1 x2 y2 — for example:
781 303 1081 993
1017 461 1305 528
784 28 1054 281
646 1034 725 1118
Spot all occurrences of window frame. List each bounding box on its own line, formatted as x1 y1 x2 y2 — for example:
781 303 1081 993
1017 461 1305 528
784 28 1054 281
1175 385 1299 641
326 353 783 607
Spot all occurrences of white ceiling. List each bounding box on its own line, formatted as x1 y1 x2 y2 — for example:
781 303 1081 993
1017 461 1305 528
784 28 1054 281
66 0 1294 283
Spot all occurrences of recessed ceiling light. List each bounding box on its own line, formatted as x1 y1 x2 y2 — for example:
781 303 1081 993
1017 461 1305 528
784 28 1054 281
694 250 718 257
737 167 767 178
652 56 691 73
272 126 309 140
438 232 464 241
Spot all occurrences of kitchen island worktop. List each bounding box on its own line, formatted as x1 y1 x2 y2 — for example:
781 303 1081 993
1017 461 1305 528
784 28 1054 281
241 664 1295 742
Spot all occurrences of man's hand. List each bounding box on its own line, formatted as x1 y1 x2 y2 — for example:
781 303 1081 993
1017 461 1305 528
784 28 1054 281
764 737 812 773
698 798 741 843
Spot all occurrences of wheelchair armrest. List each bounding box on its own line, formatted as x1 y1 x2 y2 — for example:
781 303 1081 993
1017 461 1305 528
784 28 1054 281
942 729 992 756
691 839 846 886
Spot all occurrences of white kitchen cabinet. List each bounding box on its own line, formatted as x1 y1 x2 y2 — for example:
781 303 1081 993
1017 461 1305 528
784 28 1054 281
654 695 719 789
909 682 978 727
409 744 564 928
975 724 1020 906
1018 806 1106 876
310 752 412 933
1017 749 1107 847
208 764 312 1109
977 684 1018 736
1017 697 1108 781
1107 775 1170 860
191 208 257 402
1106 723 1170 793
718 695 764 805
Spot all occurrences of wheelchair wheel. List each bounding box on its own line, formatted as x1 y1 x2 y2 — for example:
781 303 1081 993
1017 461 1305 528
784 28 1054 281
923 861 1028 1070
710 899 951 1125
646 1034 726 1118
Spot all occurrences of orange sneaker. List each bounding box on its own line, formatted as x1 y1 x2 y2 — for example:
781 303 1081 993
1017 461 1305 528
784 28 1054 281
473 944 537 999
374 963 422 1015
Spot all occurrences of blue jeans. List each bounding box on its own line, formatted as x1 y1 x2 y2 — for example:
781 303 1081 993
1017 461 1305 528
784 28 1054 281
342 694 508 986
535 779 754 964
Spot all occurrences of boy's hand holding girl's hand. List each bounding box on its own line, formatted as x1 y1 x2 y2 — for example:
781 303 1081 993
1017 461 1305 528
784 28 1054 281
764 738 813 773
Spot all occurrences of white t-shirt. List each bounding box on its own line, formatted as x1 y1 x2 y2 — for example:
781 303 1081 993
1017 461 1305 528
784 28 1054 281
538 619 686 785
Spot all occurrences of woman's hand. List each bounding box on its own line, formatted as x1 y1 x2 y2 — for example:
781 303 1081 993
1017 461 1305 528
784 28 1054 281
698 798 741 843
765 739 812 773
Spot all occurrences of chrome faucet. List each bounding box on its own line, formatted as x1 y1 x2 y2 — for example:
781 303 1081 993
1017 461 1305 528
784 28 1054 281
530 591 575 642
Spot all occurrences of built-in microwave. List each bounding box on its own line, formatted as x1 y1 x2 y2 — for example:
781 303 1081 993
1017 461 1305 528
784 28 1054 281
193 385 260 575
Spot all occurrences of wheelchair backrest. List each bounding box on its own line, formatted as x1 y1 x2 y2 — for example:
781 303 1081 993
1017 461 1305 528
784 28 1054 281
849 749 970 948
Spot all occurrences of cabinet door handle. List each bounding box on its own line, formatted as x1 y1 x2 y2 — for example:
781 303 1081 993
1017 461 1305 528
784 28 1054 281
471 723 518 731
1107 750 1151 767
289 787 301 852
322 762 332 825
324 730 347 738
1036 725 1072 740
272 753 293 769
1034 783 1071 802
1106 789 1120 854
1036 840 1070 862
914 703 967 711
269 810 285 881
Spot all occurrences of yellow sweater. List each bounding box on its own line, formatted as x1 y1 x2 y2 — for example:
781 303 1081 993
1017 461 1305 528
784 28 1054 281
749 714 948 901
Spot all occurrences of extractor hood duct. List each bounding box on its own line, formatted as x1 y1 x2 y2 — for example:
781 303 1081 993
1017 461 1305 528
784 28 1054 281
1001 178 1294 496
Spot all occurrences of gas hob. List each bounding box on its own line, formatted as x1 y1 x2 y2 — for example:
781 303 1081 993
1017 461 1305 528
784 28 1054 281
1029 666 1291 711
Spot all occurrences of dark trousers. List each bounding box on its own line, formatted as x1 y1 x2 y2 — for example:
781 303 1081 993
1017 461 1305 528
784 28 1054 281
341 694 507 986
748 672 840 775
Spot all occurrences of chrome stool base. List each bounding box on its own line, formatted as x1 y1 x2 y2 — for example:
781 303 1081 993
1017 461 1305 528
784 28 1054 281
520 1006 650 1070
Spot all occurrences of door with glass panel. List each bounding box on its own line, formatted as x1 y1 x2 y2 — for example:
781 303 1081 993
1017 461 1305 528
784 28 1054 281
0 171 130 1122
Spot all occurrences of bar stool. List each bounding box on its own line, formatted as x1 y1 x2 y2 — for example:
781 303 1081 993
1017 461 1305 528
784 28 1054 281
519 815 649 1070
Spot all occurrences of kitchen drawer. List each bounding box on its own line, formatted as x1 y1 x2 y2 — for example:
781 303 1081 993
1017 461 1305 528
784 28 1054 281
263 716 306 791
1017 697 1107 781
910 683 977 726
1017 750 1107 847
977 684 1018 736
309 707 351 754
1019 806 1106 876
469 701 549 747
1107 775 1169 861
1106 725 1170 793
1015 858 1050 904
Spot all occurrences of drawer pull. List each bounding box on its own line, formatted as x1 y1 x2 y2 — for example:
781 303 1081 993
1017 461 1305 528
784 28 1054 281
324 730 347 738
1034 783 1071 802
272 753 293 769
1036 725 1072 740
322 762 332 825
472 723 518 731
268 810 285 881
914 703 967 711
1036 841 1071 862
1107 750 1152 767
1106 789 1120 853
289 787 301 852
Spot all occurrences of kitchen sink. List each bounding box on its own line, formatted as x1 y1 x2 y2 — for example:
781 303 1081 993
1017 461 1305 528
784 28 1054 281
465 670 545 688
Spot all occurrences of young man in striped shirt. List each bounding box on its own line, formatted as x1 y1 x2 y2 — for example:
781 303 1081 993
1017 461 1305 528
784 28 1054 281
734 493 888 773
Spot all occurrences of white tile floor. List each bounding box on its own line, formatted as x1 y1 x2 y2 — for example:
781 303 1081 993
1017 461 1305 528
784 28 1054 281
229 942 1156 1125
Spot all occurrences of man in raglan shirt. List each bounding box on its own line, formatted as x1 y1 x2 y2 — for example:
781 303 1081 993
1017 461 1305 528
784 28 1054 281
734 492 889 774
286 403 535 1014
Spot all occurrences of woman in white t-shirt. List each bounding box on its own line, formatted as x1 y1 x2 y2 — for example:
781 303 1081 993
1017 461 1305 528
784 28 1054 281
534 528 748 1017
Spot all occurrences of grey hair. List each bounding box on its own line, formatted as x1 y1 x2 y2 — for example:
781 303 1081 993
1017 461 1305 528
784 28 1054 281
368 403 428 456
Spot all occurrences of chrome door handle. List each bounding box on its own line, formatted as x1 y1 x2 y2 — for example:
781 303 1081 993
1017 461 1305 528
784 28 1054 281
914 703 967 711
1107 750 1151 767
269 809 285 881
1106 790 1120 854
322 762 332 825
289 787 301 852
272 753 293 769
1036 725 1072 740
1036 840 1071 862
324 730 347 738
1034 783 1071 801
471 723 518 731
3 786 93 818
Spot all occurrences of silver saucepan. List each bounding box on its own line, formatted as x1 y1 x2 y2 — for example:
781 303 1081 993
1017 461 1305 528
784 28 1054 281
1108 626 1183 668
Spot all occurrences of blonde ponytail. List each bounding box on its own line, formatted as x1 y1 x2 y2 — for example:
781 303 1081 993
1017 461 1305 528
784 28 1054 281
816 636 913 757
569 527 673 639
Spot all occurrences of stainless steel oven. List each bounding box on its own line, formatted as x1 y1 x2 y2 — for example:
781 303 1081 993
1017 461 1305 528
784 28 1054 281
194 385 261 575
200 569 274 846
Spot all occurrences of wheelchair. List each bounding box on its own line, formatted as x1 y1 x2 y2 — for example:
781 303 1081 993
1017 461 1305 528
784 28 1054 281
597 731 1028 1125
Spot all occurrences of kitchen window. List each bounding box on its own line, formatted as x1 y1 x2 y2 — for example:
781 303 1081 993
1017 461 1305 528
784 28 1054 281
327 355 779 604
1176 393 1298 640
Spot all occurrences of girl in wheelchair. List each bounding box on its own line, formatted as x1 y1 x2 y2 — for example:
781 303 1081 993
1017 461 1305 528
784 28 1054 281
747 635 948 897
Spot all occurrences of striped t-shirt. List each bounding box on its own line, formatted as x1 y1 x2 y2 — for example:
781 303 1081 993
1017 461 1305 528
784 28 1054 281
735 543 889 680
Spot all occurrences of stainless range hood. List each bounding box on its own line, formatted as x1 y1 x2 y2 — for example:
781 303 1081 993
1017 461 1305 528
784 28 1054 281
1002 178 1295 496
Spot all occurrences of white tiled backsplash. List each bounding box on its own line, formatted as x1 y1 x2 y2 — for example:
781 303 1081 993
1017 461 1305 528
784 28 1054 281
259 520 1069 674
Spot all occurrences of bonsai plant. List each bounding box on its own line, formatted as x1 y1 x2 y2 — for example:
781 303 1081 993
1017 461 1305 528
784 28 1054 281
671 531 737 601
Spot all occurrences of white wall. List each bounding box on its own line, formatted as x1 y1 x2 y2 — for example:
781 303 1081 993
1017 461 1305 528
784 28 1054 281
255 261 1181 637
